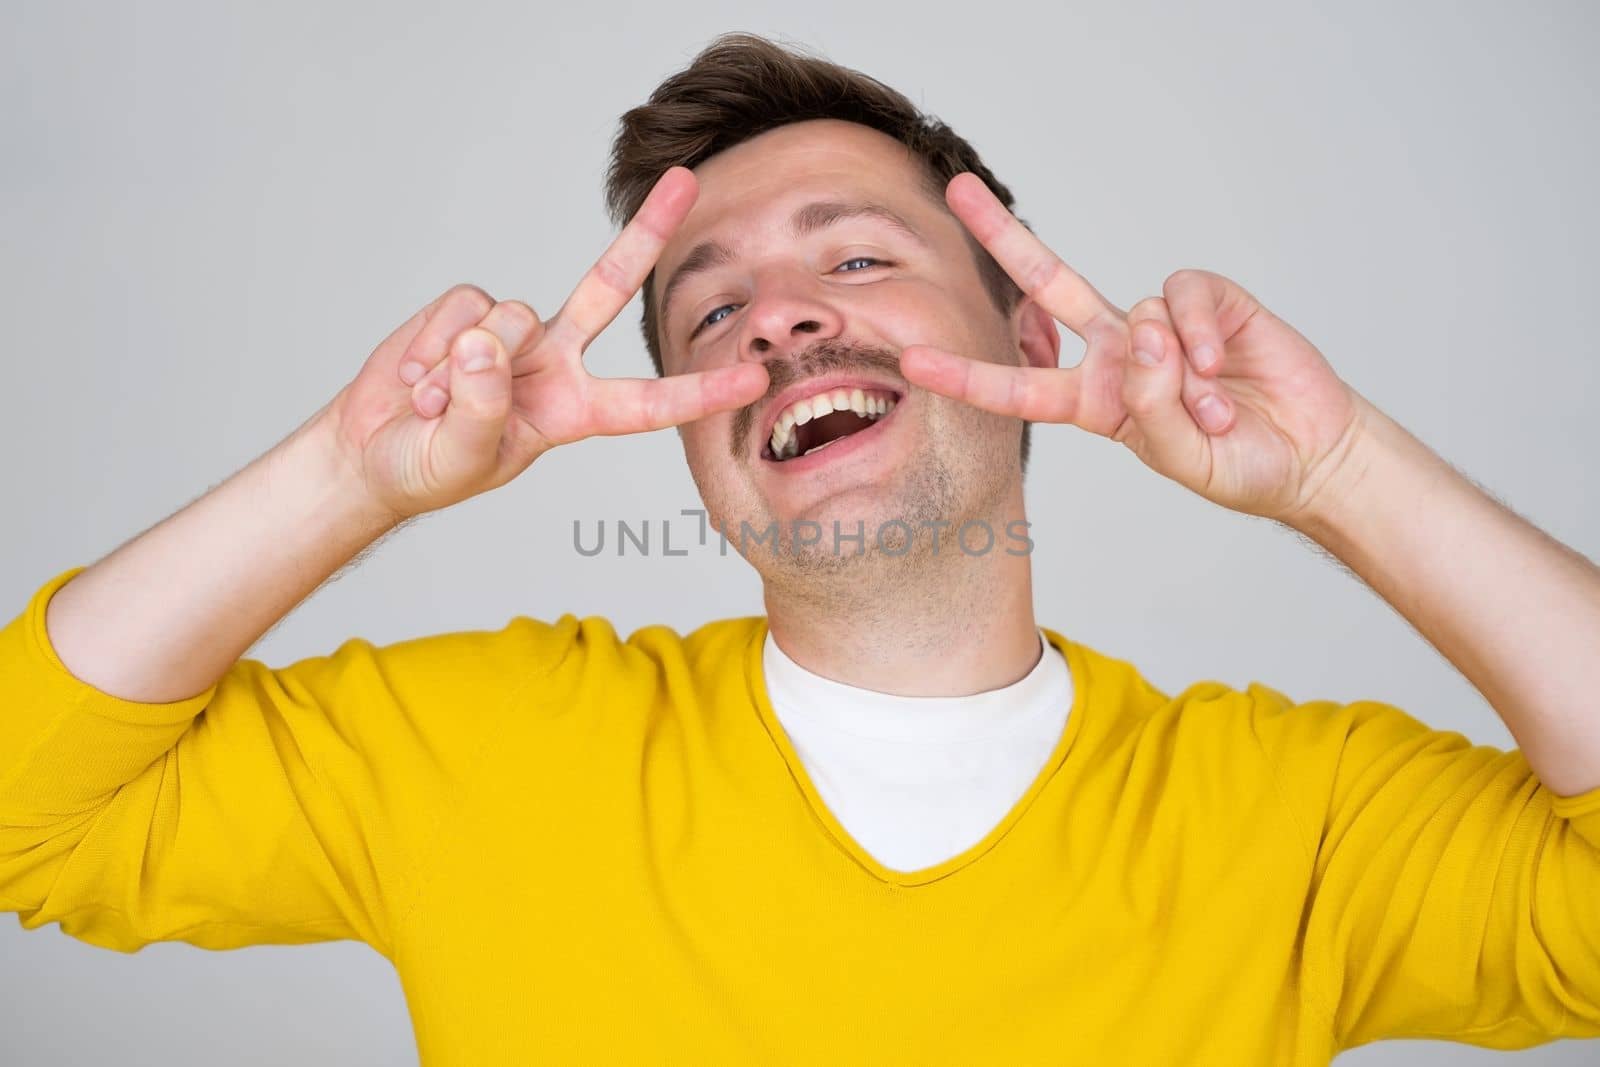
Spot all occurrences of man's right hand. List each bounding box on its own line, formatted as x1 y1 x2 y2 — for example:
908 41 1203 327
325 166 767 523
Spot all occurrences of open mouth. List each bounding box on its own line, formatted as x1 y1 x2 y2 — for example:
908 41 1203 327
761 386 901 463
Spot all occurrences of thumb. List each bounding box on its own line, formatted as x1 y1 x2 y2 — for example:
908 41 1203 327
1119 305 1207 480
430 326 512 491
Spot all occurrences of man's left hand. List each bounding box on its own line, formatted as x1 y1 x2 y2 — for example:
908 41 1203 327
901 172 1372 526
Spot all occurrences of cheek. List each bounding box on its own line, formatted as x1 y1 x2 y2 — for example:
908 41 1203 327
679 420 716 462
679 418 742 482
866 280 981 349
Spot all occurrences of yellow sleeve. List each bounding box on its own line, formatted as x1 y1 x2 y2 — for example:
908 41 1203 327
1246 680 1600 1053
0 565 578 960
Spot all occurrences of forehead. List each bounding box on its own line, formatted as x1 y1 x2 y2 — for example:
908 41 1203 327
656 119 936 280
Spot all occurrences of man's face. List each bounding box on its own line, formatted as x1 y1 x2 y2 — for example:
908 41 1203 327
654 119 1048 583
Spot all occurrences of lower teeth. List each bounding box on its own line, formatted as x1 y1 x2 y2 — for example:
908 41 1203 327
802 437 844 457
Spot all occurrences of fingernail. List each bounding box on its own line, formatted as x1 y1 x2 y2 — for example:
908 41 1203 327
399 362 423 386
1195 394 1229 432
1131 325 1163 367
458 333 495 372
1193 344 1218 372
420 386 448 417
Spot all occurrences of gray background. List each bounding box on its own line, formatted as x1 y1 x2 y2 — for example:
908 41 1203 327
2 0 1596 1063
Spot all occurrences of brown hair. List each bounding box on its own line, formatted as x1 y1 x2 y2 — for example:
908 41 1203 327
605 32 1034 469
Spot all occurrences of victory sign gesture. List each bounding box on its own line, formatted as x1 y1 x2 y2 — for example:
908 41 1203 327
328 167 768 522
899 173 1370 526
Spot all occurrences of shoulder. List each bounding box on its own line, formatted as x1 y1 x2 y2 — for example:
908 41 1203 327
1059 630 1452 757
402 613 767 702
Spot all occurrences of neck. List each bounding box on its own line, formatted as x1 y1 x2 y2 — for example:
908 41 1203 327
761 487 1040 696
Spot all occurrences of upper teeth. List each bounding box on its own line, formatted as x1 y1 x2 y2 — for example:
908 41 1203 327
769 387 896 461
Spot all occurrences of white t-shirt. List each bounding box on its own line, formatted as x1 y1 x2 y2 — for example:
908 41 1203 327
761 629 1073 873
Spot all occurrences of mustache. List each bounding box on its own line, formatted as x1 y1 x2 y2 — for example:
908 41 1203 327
730 339 905 460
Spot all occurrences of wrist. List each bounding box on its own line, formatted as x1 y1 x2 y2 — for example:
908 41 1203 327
1283 392 1448 549
281 401 407 540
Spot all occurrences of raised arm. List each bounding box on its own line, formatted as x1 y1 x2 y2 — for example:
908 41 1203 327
44 165 765 706
1 166 762 957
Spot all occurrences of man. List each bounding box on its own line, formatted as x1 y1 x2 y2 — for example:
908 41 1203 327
2 31 1597 1066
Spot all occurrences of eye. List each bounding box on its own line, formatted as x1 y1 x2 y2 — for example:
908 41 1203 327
836 256 883 272
691 303 738 339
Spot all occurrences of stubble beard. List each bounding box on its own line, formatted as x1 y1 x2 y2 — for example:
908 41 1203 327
753 397 1017 618
711 332 1022 615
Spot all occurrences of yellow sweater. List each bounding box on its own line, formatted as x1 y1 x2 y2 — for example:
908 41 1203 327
4 563 1600 1065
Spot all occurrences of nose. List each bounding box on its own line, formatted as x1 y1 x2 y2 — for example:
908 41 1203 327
737 271 845 363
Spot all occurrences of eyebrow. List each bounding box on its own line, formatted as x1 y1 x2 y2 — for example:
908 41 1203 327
657 200 932 336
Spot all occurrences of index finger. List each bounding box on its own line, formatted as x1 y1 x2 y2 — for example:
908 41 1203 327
584 363 769 437
945 172 1123 337
549 166 698 351
900 345 1082 424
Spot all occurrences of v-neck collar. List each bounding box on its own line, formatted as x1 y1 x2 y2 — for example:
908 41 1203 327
743 618 1089 888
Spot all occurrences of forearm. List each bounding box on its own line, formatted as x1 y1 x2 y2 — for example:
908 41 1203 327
43 402 403 704
1290 392 1600 796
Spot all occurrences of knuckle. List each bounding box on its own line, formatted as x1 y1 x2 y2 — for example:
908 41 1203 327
1023 254 1064 296
496 299 540 328
636 385 658 431
1091 308 1126 340
1004 371 1025 416
1091 319 1130 355
1163 268 1210 296
592 253 631 294
698 373 716 419
491 299 542 342
1120 377 1160 418
1128 296 1167 320
446 283 495 315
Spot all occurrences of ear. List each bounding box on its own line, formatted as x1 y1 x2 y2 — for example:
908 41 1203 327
1015 297 1060 371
